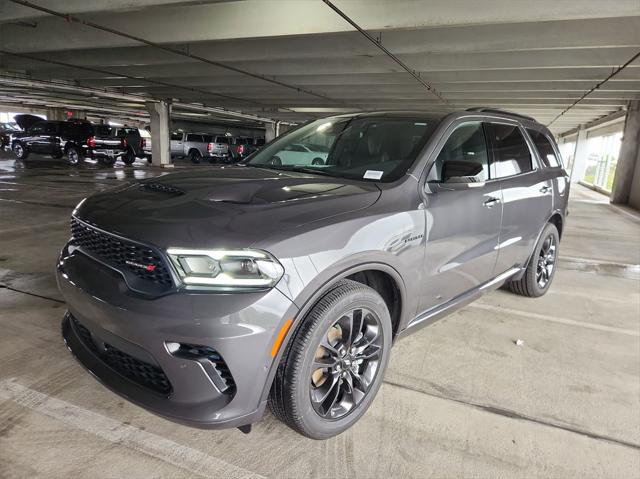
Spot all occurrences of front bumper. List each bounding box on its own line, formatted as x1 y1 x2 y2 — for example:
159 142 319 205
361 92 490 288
57 246 298 428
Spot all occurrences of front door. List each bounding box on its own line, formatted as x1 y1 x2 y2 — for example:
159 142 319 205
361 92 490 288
420 121 502 313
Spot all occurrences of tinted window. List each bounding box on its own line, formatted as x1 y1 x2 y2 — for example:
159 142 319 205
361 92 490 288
44 123 58 134
59 122 92 137
29 122 45 134
488 124 532 178
430 122 489 182
171 132 183 141
527 129 561 168
186 134 203 142
215 136 229 144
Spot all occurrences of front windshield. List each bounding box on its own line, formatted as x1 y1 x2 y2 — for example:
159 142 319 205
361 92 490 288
245 117 437 182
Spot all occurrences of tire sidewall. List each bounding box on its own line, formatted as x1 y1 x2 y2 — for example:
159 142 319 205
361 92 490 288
290 287 392 439
526 223 560 296
14 143 26 159
67 147 81 165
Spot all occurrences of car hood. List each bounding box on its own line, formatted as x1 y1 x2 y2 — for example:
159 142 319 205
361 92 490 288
74 166 381 249
13 114 43 131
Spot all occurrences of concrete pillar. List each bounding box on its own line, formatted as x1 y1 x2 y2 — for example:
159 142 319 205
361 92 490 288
264 122 276 142
146 100 172 168
611 100 640 205
570 127 589 183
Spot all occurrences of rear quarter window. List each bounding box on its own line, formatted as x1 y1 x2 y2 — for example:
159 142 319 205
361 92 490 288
527 129 561 168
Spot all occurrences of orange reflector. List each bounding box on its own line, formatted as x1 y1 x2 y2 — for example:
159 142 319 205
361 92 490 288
270 319 293 358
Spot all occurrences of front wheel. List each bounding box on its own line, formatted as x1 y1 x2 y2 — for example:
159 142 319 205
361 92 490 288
13 142 29 159
66 146 81 165
269 279 392 439
508 222 559 297
312 157 324 165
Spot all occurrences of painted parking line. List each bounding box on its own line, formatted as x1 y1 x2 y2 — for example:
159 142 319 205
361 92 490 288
469 303 640 337
0 378 265 479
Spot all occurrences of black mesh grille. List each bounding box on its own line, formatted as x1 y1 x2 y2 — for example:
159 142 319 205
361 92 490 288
71 316 172 395
103 344 172 395
70 217 172 287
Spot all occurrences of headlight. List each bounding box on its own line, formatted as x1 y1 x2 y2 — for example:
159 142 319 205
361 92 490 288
166 248 284 289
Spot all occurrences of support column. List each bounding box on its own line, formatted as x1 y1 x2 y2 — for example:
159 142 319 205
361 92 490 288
569 127 589 183
264 122 276 142
611 100 640 206
146 100 172 168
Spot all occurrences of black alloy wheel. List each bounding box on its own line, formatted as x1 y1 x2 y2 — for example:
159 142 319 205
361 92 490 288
310 306 383 419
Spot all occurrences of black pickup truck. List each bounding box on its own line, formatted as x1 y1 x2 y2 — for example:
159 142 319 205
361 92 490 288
11 115 127 166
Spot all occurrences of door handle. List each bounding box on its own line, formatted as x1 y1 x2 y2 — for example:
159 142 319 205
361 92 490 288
540 185 552 194
483 197 501 208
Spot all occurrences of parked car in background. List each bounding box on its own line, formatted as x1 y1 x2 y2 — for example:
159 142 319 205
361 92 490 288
269 143 329 165
57 109 569 439
1 121 20 149
229 136 261 160
170 131 229 163
12 116 126 166
112 126 152 164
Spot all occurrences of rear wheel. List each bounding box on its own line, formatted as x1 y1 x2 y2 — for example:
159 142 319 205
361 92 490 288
189 150 202 164
508 222 559 297
269 280 392 439
13 142 28 159
122 149 136 165
66 146 81 165
312 157 324 165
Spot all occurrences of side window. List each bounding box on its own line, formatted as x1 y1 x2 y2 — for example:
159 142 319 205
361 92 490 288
29 122 45 134
527 129 561 168
430 122 489 183
171 132 183 141
487 124 533 178
186 134 199 142
44 123 58 135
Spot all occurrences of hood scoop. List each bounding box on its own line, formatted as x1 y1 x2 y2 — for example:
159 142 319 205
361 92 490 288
140 182 185 195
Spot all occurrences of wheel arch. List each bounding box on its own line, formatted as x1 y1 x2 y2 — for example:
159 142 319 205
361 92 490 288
259 261 407 405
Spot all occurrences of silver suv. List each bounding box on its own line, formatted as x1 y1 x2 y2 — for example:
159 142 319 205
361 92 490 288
58 109 568 439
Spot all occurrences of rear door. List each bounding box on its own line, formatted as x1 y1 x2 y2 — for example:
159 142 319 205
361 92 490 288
170 132 184 156
420 120 502 312
486 122 554 273
24 122 46 151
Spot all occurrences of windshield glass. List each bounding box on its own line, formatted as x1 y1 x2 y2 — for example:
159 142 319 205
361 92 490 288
245 117 436 182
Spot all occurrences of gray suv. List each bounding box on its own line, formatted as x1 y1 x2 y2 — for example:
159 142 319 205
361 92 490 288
58 109 569 439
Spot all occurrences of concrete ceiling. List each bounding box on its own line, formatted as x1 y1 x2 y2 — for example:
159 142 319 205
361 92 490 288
1 0 640 133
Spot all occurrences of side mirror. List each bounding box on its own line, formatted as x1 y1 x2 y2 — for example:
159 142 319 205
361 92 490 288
442 160 483 182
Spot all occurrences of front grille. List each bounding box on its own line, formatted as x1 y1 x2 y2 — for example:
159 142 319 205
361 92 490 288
71 316 172 395
70 217 173 287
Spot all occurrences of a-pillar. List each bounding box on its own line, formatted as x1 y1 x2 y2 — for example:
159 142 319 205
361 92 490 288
146 100 172 168
611 100 640 209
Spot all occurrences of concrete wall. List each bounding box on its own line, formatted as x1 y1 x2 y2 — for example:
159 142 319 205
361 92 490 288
611 100 640 209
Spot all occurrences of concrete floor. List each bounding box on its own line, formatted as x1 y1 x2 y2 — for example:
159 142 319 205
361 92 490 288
0 151 639 479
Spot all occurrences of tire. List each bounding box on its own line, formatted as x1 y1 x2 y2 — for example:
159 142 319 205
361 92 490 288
270 156 282 166
508 222 559 297
312 157 324 165
66 146 81 166
122 149 136 165
269 279 392 439
13 142 29 159
98 156 115 167
189 150 202 164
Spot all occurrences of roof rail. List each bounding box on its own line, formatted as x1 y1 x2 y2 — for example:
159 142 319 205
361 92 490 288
465 107 536 122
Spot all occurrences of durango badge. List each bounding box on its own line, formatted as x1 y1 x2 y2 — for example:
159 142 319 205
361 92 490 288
125 260 157 272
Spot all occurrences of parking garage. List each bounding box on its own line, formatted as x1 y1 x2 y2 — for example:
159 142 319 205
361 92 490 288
1 1 639 478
